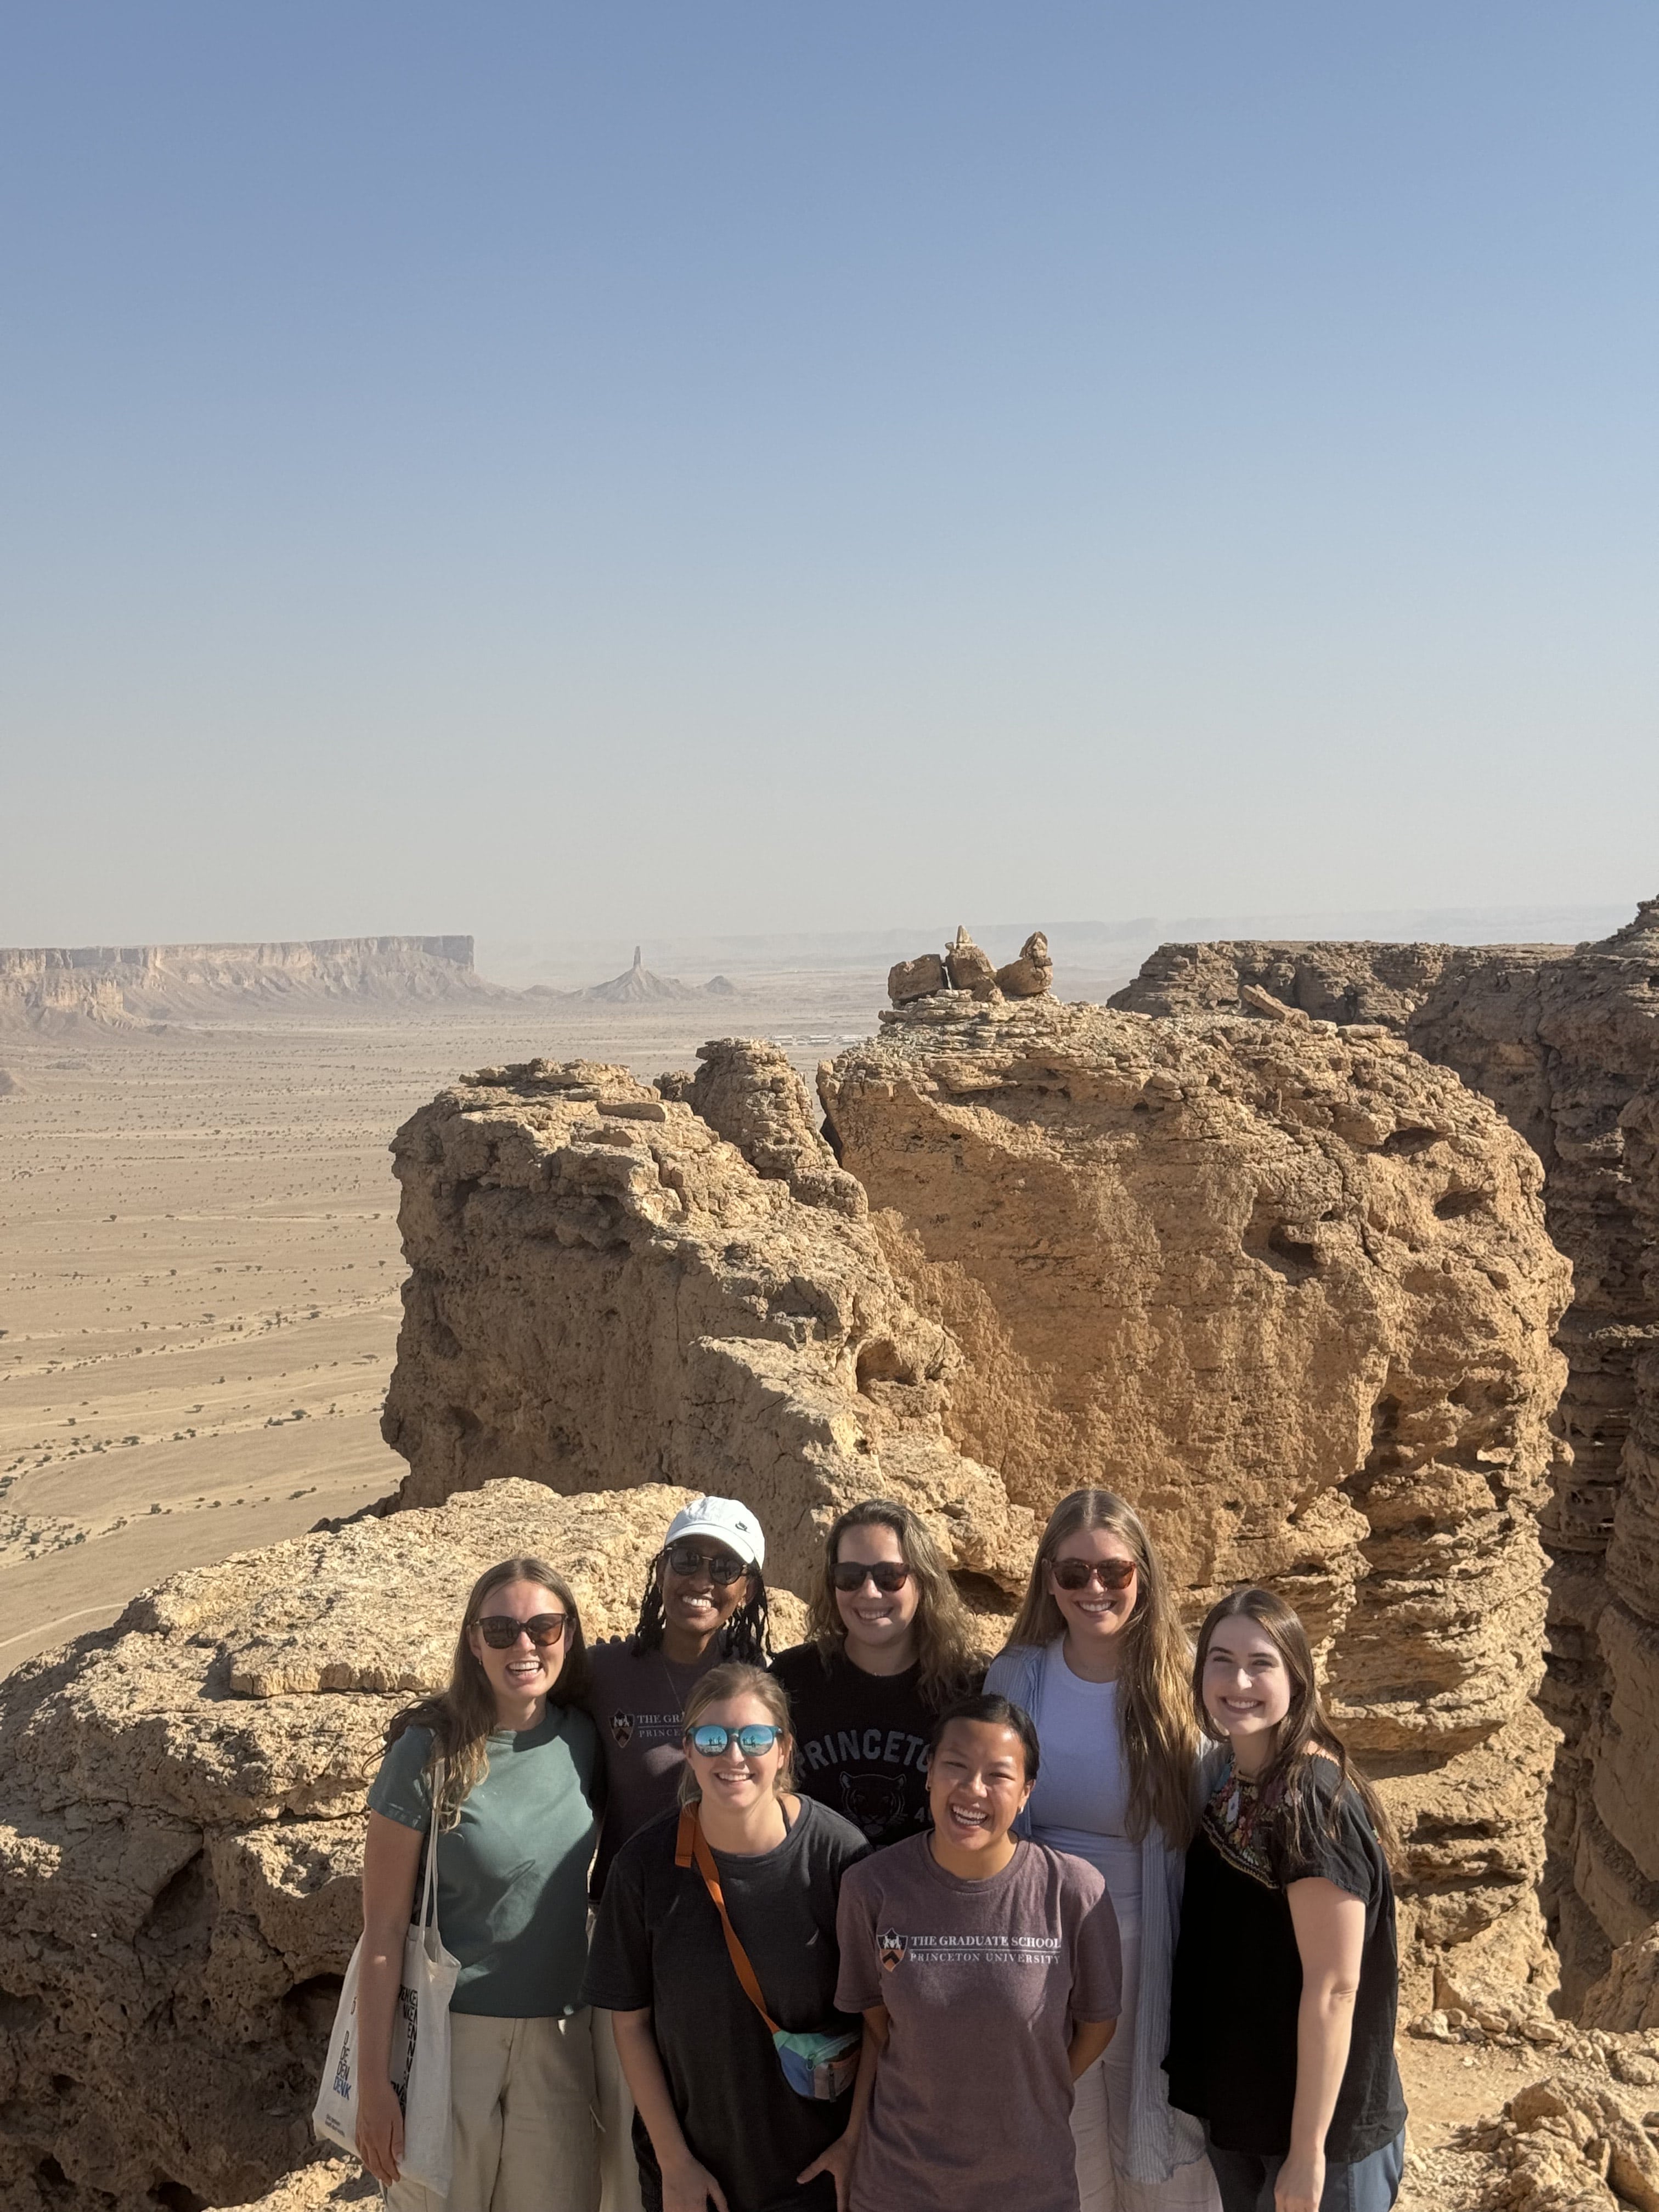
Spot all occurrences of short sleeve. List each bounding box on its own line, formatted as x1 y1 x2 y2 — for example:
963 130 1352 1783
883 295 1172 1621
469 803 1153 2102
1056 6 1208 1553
1268 1770 1378 1903
1069 1875 1122 2024
366 1727 432 1832
580 1838 656 2013
833 1864 882 2016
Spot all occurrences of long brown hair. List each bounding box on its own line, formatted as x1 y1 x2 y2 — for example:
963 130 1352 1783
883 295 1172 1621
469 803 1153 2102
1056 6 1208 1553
805 1497 980 1709
387 1556 590 1829
1193 1587 1397 1864
678 1661 797 1804
1005 1488 1199 1844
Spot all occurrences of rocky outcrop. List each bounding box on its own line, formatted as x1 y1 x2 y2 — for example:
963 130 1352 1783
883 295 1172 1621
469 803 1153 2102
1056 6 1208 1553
656 1040 866 1218
1115 900 1659 2002
1462 2025 1659 2212
0 1480 804 2212
0 938 488 1029
885 927 1054 1008
821 993 1570 2001
380 1058 1035 1599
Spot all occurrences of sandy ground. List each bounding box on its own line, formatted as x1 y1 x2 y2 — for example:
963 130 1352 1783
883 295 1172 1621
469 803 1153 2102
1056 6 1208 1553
0 970 889 1673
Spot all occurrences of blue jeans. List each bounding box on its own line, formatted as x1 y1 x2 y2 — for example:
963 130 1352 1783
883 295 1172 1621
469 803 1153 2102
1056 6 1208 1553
1203 2129 1404 2212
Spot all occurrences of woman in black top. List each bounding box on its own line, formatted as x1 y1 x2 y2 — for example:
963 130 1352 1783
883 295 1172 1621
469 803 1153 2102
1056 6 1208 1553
770 1498 981 1848
1165 1589 1406 2212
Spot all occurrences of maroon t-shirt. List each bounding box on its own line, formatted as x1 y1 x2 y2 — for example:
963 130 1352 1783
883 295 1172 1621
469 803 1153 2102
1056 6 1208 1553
836 1834 1121 2212
582 1636 723 1895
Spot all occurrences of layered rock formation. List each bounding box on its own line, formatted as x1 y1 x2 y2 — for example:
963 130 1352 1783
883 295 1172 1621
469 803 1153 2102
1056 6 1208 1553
1114 900 1659 2000
887 927 1053 1007
0 938 489 1029
0 1480 809 2212
821 993 1568 2000
380 1055 1035 1600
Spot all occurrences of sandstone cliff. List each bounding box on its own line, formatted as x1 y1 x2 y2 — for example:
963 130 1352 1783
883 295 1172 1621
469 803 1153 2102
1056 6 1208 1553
821 994 1569 2001
0 938 490 1030
0 1480 805 2212
379 1054 1034 1599
1115 900 1659 2001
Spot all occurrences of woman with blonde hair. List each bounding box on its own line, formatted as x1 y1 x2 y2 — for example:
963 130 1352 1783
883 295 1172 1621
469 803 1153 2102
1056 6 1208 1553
357 1555 602 2212
985 1489 1216 2212
771 1497 982 1847
583 1662 868 2212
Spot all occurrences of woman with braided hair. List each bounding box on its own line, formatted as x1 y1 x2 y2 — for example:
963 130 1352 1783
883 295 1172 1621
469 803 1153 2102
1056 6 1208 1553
582 1497 774 2212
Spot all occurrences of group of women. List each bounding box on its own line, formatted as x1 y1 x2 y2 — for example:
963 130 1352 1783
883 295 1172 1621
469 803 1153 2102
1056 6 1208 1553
352 1489 1407 2212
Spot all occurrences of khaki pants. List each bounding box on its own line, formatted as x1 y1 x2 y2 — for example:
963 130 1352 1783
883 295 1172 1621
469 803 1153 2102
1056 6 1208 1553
591 2009 646 2212
386 2008 600 2212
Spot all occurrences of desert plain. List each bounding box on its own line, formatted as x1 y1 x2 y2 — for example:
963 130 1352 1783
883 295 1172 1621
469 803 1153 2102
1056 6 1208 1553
0 968 896 1674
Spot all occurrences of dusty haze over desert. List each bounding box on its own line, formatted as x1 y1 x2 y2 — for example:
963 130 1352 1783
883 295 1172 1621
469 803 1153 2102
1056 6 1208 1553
0 907 1626 1675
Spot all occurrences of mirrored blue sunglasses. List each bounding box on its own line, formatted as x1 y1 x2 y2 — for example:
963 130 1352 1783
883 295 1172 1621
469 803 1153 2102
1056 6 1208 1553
684 1723 785 1757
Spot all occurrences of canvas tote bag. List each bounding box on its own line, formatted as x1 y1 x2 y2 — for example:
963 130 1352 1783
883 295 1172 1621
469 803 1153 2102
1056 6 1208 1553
314 1758 460 2194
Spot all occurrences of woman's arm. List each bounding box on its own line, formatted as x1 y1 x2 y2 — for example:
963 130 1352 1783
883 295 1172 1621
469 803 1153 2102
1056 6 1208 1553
1279 1876 1367 2212
798 2008 888 2212
354 1810 423 2186
1067 2016 1115 2080
608 2007 730 2212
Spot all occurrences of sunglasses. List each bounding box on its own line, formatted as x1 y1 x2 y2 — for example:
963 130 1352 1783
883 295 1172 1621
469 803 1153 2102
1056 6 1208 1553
664 1546 750 1585
831 1561 911 1594
684 1723 785 1757
1050 1558 1137 1593
476 1613 570 1649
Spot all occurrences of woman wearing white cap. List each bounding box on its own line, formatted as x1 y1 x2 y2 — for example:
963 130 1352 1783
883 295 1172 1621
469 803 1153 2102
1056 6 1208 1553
583 1497 774 2212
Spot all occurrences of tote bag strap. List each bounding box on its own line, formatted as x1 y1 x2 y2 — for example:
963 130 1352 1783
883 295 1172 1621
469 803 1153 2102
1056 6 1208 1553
417 1757 446 1937
674 1803 781 2035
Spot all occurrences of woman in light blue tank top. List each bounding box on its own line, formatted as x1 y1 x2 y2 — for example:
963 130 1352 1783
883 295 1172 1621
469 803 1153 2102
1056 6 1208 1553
986 1490 1220 2212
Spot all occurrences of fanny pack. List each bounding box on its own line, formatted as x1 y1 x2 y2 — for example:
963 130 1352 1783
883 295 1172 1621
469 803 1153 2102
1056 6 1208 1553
675 1803 861 2101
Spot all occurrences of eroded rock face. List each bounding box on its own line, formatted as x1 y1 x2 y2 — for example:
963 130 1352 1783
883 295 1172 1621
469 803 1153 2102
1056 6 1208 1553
380 1058 1035 1598
1115 900 1659 2002
0 1480 792 2212
656 1039 866 1218
821 994 1570 1997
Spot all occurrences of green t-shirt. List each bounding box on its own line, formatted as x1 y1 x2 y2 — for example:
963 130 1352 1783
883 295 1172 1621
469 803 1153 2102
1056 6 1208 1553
367 1703 600 2018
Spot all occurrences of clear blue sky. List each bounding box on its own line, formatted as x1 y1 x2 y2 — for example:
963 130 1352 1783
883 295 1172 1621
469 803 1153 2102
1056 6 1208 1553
2 4 1654 946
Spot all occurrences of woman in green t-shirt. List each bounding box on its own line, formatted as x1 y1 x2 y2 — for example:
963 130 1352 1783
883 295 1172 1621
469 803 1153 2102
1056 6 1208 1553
357 1554 603 2212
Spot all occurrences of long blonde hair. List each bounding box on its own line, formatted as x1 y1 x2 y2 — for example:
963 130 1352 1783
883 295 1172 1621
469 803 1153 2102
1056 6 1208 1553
678 1661 797 1804
386 1556 590 1829
804 1497 980 1708
1006 1488 1199 1844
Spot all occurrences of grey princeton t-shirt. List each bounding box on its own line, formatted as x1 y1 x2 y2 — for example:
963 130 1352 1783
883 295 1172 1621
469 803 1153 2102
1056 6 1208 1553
836 1833 1121 2212
582 1635 725 1895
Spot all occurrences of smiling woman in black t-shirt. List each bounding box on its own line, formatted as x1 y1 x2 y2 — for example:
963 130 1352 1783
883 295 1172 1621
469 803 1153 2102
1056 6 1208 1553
1165 1589 1407 2212
770 1499 982 1849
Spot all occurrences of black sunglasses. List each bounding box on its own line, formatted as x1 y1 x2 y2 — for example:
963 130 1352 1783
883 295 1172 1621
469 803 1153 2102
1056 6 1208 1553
1050 1558 1136 1593
476 1613 570 1649
664 1545 749 1585
831 1561 911 1594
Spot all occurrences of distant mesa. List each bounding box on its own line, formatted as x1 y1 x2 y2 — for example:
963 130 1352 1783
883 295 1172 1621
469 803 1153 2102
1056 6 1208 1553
0 935 495 1030
583 946 738 1003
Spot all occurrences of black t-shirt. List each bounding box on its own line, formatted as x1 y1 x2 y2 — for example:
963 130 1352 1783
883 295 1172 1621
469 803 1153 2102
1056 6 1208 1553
771 1644 947 1850
582 1795 870 2212
1165 1757 1407 2162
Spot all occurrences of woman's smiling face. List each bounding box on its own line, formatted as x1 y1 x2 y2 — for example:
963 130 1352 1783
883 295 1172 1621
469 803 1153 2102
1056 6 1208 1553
1201 1617 1294 1753
684 1694 788 1817
833 1522 919 1656
465 1579 568 1711
926 1718 1032 1855
1046 1527 1139 1647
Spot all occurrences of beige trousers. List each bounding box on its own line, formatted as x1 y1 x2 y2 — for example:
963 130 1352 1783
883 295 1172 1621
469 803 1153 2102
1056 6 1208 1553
591 2010 646 2212
386 2008 600 2212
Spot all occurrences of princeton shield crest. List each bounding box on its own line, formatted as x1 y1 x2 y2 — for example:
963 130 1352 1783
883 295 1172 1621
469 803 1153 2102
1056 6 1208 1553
878 1928 907 1972
611 1712 634 1748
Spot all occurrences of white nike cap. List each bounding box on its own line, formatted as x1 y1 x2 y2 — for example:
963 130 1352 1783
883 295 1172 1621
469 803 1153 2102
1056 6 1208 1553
664 1496 766 1571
